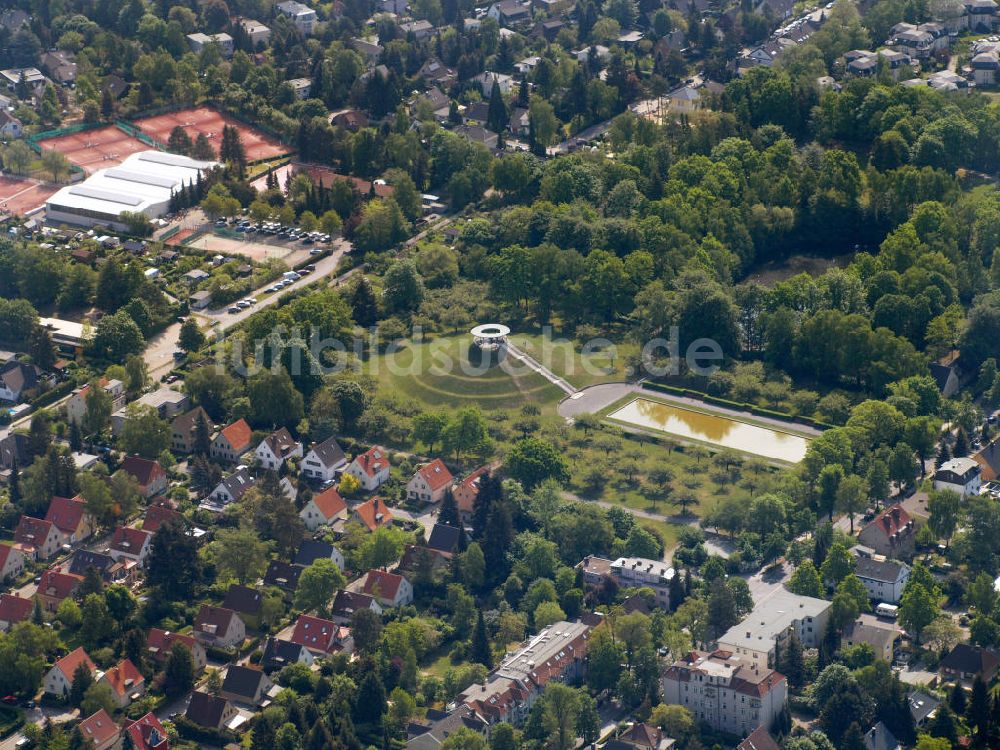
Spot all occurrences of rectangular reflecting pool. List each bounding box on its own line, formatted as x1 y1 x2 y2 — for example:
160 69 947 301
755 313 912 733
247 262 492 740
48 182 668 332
608 397 810 463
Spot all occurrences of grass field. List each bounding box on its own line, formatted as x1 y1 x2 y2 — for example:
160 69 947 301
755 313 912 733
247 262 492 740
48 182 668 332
510 331 638 390
364 334 566 410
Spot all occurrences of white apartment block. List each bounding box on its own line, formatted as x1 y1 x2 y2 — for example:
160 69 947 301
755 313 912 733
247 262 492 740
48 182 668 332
717 587 831 671
662 650 787 737
276 1 316 34
610 557 675 609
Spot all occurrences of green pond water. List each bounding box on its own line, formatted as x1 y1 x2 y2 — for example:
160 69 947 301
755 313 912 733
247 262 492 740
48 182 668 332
608 397 810 463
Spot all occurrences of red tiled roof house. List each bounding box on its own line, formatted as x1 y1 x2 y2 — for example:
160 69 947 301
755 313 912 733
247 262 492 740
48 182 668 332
44 494 95 543
299 486 347 531
352 496 393 532
118 456 168 498
14 516 65 560
44 646 96 697
36 567 83 613
147 627 207 672
361 569 413 608
211 419 254 464
99 658 145 708
406 459 454 504
345 445 391 491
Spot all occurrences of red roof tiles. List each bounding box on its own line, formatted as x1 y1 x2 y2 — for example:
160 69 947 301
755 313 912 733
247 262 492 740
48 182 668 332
417 459 454 492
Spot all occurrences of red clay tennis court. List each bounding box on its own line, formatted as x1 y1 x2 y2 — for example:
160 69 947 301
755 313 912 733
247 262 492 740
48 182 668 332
0 175 58 215
35 125 149 171
134 107 290 162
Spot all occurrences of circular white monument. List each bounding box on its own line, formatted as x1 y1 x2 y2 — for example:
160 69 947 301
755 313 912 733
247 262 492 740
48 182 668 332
471 323 510 351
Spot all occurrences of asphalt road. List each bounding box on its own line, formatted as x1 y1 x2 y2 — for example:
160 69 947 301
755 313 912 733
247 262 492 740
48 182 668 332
144 239 350 380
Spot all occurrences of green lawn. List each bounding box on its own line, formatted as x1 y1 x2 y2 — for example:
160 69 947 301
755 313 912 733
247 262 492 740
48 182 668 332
508 330 638 391
363 334 565 410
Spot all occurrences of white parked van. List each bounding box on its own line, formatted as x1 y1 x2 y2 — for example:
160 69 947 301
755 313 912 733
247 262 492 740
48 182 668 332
876 603 899 619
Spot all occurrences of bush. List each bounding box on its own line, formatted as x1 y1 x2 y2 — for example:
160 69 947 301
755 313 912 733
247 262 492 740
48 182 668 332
173 715 237 745
0 706 25 739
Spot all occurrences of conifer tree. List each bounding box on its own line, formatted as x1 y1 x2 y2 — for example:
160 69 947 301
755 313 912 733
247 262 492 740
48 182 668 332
471 609 493 668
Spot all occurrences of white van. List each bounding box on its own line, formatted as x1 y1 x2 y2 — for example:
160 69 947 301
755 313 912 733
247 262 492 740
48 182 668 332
282 271 301 281
876 603 899 619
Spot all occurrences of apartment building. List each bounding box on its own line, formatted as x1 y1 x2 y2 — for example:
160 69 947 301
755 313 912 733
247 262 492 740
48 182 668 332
717 588 831 671
458 620 593 726
609 557 675 609
661 649 787 737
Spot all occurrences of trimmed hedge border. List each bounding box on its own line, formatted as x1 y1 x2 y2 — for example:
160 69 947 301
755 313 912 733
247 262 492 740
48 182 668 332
643 381 834 430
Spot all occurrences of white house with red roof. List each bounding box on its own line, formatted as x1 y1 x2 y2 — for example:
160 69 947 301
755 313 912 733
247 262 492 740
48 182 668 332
406 459 454 504
0 593 33 631
100 658 145 708
109 526 153 565
194 605 246 649
290 613 354 655
299 485 348 531
255 427 302 470
345 445 391 491
147 627 207 671
124 712 170 750
44 646 97 696
211 419 254 464
118 456 168 498
352 496 393 532
361 569 413 607
44 494 95 543
0 542 25 582
13 515 64 560
78 709 121 750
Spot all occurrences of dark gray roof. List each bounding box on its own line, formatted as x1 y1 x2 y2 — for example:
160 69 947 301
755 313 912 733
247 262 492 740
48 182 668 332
406 706 487 750
221 664 267 700
264 560 304 591
294 539 338 567
908 690 939 724
308 436 346 468
222 584 263 615
0 431 28 470
331 590 378 620
261 637 308 672
426 523 460 554
69 550 116 578
863 721 900 750
217 466 255 502
941 644 1000 676
854 557 907 584
0 360 39 396
186 691 230 728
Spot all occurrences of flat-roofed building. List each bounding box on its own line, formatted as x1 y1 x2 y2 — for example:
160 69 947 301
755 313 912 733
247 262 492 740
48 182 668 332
46 151 217 232
610 556 674 609
717 587 831 671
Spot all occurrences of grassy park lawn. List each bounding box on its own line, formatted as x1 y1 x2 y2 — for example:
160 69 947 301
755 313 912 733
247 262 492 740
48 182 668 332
509 330 639 390
363 334 565 410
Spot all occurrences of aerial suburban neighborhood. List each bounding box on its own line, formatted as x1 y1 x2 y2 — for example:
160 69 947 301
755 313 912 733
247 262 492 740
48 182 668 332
2 0 1000 748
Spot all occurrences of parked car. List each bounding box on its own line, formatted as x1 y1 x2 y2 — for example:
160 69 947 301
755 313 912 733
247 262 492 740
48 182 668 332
228 306 240 313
